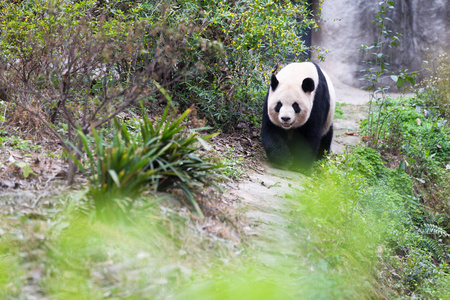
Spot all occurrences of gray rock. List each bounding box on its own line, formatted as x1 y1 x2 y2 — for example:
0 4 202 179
313 0 450 88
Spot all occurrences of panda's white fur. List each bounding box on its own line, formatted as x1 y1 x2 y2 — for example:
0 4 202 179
267 62 335 135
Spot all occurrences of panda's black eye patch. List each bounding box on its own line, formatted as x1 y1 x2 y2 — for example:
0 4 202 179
275 101 282 113
292 102 301 113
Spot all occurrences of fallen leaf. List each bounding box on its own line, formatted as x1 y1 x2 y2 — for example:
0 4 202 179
6 149 23 159
345 132 355 136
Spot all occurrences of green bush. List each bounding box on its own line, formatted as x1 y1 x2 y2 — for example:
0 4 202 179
355 92 450 296
417 52 450 120
130 0 318 129
0 0 224 183
72 104 223 219
348 147 385 181
298 148 450 298
361 97 450 176
385 167 414 196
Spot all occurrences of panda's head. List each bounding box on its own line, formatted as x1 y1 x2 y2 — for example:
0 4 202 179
267 72 315 130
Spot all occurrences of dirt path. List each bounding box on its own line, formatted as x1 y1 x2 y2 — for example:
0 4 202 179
226 80 371 270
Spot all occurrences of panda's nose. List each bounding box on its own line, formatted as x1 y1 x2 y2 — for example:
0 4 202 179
281 117 291 122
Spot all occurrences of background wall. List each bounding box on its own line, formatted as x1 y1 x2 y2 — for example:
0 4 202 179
313 0 450 87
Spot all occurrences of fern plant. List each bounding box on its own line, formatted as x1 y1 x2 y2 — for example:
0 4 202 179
418 223 449 263
419 223 450 238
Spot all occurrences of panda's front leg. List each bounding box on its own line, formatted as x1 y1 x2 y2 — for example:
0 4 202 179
290 131 321 173
262 129 293 168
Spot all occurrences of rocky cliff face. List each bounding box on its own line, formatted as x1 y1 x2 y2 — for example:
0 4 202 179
313 0 450 88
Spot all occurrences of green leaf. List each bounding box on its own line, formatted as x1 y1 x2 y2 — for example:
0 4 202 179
23 163 31 178
396 77 404 90
15 161 31 178
108 170 121 187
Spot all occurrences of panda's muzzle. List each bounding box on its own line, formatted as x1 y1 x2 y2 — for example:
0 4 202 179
280 116 293 128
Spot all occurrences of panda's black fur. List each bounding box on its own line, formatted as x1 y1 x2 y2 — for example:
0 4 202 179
261 62 334 172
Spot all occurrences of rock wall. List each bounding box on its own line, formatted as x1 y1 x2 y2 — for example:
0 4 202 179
313 0 450 87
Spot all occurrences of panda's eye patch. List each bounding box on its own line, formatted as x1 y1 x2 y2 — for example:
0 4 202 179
274 101 282 113
292 102 301 113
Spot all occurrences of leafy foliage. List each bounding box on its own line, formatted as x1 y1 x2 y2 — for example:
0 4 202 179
0 0 220 182
358 10 450 296
361 96 450 215
299 145 450 298
129 0 319 129
71 104 222 219
348 147 384 180
417 53 450 120
359 0 418 147
354 94 449 297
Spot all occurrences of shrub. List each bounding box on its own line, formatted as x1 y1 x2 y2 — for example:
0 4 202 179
299 148 450 298
130 0 319 129
417 53 450 120
137 104 223 214
348 147 385 181
0 0 212 182
72 104 223 219
360 96 450 219
355 93 450 296
361 97 450 173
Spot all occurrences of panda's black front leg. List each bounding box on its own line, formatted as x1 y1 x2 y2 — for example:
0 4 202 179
290 130 322 173
262 127 293 168
317 124 333 160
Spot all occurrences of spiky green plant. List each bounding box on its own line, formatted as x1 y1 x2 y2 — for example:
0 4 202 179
138 103 223 217
71 104 223 219
72 120 158 219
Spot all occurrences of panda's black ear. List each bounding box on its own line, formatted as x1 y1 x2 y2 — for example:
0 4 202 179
302 78 315 93
270 73 279 91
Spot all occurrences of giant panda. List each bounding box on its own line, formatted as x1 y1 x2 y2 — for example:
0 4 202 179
261 62 336 172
